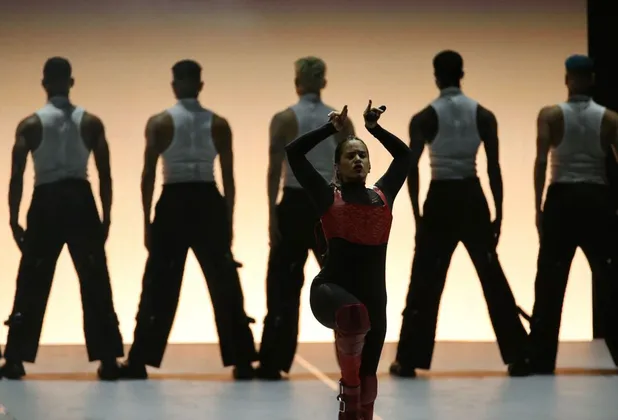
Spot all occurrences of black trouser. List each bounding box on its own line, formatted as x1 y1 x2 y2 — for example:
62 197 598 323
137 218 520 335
128 182 257 368
594 155 618 338
396 178 528 369
259 188 324 372
4 179 124 363
592 272 608 338
530 182 618 369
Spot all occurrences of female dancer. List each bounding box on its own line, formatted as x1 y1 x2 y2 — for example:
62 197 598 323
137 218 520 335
285 101 411 419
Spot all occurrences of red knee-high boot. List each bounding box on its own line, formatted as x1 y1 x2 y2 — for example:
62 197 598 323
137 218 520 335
334 303 371 420
360 375 378 420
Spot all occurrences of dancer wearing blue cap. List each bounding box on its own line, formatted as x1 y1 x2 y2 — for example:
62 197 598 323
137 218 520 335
529 54 618 374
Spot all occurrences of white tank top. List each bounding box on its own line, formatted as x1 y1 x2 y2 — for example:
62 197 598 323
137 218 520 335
32 96 89 187
550 97 607 185
284 94 338 189
161 99 217 185
428 87 482 180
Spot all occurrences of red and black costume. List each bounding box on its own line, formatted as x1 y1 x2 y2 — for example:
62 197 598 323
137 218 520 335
285 121 411 419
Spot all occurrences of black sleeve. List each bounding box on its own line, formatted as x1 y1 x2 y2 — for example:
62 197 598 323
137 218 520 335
285 122 336 214
370 124 412 207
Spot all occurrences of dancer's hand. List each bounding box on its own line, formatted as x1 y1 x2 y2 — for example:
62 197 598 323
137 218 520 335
101 217 111 243
10 222 25 251
144 222 153 251
492 217 502 246
414 216 423 243
363 100 386 129
328 106 348 131
414 216 423 230
269 213 282 247
535 211 543 240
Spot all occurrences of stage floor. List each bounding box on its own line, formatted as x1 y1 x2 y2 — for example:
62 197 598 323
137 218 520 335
1 341 618 419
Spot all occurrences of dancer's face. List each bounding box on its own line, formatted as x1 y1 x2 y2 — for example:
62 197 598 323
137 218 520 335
336 139 370 184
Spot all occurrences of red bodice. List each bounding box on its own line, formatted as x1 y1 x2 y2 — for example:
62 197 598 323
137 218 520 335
320 187 393 246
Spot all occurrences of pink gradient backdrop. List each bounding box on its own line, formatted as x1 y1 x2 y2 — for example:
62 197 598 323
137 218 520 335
0 0 588 344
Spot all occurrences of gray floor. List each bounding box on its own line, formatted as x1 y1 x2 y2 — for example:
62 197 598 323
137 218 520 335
1 341 618 419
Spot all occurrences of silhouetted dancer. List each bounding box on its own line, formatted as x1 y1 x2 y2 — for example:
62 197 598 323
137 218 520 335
119 60 257 380
257 56 355 380
1 57 124 380
286 101 411 419
529 54 618 374
390 50 530 378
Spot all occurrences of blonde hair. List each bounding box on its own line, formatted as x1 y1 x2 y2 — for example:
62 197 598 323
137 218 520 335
294 56 326 92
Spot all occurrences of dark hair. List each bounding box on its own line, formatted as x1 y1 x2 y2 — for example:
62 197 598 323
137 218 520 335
172 59 202 82
565 54 594 79
43 57 72 83
433 50 463 85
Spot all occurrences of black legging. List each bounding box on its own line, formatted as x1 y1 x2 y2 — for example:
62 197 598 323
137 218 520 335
310 279 387 376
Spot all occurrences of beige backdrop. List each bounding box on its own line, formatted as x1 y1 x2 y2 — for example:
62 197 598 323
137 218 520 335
0 9 589 344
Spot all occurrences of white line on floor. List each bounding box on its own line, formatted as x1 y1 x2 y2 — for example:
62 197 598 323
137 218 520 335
295 354 384 420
